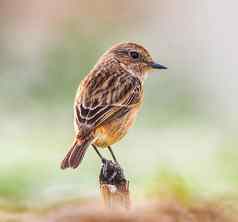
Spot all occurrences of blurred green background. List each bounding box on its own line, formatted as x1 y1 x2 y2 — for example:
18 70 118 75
0 0 238 207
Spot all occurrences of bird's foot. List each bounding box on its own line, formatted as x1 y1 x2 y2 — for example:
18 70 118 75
100 158 126 185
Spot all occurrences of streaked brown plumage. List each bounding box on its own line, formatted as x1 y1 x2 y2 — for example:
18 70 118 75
61 42 167 169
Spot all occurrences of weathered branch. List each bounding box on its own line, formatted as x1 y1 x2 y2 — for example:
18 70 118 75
99 159 130 209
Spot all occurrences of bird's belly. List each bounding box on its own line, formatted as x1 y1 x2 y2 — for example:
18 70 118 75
93 108 139 148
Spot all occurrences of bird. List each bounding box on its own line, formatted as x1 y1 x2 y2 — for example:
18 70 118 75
61 42 167 169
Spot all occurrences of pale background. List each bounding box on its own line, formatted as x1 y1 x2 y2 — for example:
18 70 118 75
0 0 238 206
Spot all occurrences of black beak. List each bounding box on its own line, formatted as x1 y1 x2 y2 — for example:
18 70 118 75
150 62 167 69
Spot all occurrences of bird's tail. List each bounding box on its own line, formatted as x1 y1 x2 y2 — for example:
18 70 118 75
61 133 93 169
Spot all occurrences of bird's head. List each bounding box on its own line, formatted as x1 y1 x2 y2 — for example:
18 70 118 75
102 42 167 79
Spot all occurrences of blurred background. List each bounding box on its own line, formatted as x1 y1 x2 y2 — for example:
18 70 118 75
0 0 238 208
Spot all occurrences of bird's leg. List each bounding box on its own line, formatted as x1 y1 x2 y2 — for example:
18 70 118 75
92 144 125 184
92 144 105 162
99 146 125 185
107 146 118 163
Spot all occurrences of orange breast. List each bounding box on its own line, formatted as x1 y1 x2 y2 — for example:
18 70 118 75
93 106 140 148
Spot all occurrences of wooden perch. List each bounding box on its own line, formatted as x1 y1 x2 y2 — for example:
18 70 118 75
99 159 130 209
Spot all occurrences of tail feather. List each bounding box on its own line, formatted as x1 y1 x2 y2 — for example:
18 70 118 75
61 135 93 169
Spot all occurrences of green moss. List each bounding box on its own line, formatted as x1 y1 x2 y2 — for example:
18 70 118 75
147 167 197 205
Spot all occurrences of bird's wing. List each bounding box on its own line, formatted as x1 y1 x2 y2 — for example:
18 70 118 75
75 72 142 129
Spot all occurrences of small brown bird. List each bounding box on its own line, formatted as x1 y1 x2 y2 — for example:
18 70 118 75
61 42 167 169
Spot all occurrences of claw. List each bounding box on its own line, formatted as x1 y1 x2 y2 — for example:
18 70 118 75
99 158 126 185
108 171 117 183
102 159 109 177
102 158 107 164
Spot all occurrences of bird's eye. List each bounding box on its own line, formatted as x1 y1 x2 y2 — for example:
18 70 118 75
129 51 140 59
